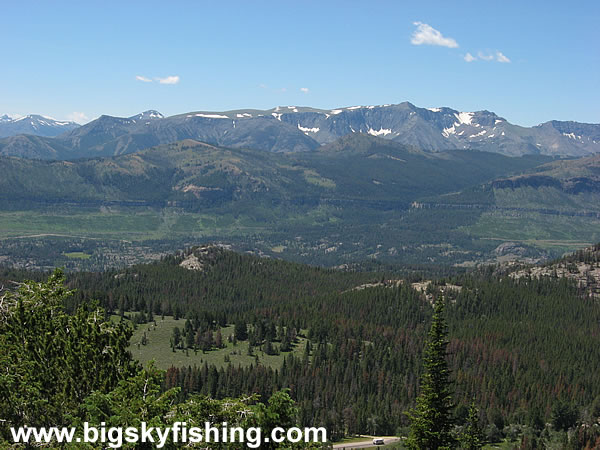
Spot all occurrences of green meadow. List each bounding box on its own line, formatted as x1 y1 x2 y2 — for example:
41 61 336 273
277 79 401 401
127 316 308 370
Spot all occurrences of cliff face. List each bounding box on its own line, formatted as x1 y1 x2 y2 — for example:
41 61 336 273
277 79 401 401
492 175 562 190
509 244 600 299
492 153 600 194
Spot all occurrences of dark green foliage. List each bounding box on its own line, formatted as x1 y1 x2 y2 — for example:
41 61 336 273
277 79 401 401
171 326 182 349
591 396 600 420
407 299 455 449
518 428 540 449
551 401 579 431
485 424 503 444
526 406 545 431
0 271 318 448
73 363 179 437
459 402 485 449
4 247 600 442
235 321 249 341
0 270 136 437
56 247 600 437
257 389 299 449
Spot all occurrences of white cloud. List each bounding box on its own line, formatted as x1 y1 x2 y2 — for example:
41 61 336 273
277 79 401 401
66 111 89 124
477 51 495 61
411 22 458 48
471 51 511 63
495 51 511 63
136 74 181 84
300 87 309 93
157 75 180 85
464 52 477 62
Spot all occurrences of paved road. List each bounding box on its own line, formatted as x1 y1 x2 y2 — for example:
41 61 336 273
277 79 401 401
333 437 402 449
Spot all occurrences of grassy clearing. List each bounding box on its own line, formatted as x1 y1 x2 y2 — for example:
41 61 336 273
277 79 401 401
0 210 162 239
0 204 341 242
127 316 308 370
483 439 519 449
303 169 336 188
465 211 600 252
62 251 91 259
0 209 265 241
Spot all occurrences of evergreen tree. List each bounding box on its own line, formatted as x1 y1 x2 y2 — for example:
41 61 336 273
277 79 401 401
171 326 181 349
407 298 455 449
235 320 248 341
0 270 136 435
460 402 485 449
215 328 223 348
551 400 579 431
280 333 292 352
185 328 195 349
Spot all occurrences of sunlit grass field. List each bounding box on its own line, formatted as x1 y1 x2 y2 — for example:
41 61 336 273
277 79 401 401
127 316 308 370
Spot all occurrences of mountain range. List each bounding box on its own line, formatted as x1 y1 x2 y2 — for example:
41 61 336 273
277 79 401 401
0 134 550 208
0 114 79 138
1 102 598 160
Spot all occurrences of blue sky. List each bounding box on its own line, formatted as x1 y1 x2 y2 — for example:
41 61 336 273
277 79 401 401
1 1 598 126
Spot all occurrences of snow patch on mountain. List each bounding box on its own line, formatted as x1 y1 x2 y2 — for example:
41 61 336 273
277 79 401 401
442 124 457 137
368 127 392 137
563 132 582 140
192 114 229 119
470 130 487 138
456 112 474 125
297 124 319 134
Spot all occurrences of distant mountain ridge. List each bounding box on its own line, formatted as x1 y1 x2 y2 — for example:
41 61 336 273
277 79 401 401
0 114 79 138
491 153 600 196
425 152 600 211
1 103 598 159
0 133 549 208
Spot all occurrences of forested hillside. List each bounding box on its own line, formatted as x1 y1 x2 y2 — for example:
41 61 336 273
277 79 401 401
53 247 600 443
0 269 324 448
0 136 555 270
